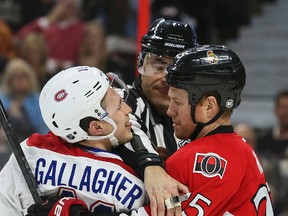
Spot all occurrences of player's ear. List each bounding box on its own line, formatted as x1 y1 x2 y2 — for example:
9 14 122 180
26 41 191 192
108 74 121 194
206 96 219 115
88 121 104 135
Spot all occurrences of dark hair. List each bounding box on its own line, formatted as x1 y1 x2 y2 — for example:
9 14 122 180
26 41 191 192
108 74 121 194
80 116 98 132
275 89 288 104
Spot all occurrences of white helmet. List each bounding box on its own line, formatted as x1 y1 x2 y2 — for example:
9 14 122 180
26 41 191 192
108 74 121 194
39 66 120 145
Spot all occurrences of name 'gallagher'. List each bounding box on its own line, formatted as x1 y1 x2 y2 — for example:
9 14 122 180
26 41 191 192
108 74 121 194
34 158 144 209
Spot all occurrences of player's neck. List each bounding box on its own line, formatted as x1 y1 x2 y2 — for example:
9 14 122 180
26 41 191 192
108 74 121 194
197 117 231 138
79 139 112 151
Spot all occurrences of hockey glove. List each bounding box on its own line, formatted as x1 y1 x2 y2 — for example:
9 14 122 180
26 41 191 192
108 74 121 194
26 196 88 216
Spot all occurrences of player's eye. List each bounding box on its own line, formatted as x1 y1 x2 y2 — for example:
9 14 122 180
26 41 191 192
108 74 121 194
151 64 167 74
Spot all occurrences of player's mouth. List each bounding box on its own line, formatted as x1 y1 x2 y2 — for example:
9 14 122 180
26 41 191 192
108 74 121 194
156 86 169 95
125 122 132 129
172 119 180 127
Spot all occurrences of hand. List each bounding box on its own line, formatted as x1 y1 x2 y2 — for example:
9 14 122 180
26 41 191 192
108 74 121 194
144 166 189 216
26 196 88 216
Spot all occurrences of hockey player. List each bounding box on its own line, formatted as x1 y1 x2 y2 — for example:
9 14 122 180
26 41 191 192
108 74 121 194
0 66 148 215
5 18 199 216
164 44 274 214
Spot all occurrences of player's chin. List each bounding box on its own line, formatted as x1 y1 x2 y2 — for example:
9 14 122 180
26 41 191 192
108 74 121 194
174 128 190 140
123 131 134 143
118 135 133 145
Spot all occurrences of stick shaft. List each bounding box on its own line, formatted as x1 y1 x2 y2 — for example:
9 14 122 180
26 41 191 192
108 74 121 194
0 100 42 203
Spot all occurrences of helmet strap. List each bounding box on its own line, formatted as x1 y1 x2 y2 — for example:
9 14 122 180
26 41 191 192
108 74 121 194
107 134 119 147
189 105 225 140
86 117 119 147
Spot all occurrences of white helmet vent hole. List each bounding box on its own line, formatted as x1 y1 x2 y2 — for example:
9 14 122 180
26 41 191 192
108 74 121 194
85 91 94 97
52 121 58 128
84 90 92 96
72 80 79 84
93 81 101 90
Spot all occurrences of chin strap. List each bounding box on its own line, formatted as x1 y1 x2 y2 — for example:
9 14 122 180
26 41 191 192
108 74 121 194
85 116 119 147
107 134 119 147
190 105 225 140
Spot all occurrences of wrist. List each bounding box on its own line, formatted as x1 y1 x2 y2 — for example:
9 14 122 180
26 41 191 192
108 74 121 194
137 152 164 179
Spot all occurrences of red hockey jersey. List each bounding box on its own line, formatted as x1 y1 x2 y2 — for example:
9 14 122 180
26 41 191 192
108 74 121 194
166 126 274 215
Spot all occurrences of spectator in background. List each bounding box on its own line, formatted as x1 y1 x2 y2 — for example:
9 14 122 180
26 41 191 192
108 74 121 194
0 0 55 33
257 89 288 157
14 0 85 75
80 0 137 84
257 89 288 214
0 20 16 75
17 33 50 88
0 58 49 142
78 21 107 72
78 20 136 85
214 0 255 42
0 19 15 172
234 122 257 149
158 0 262 44
81 0 130 37
152 0 184 21
0 0 26 32
105 35 136 84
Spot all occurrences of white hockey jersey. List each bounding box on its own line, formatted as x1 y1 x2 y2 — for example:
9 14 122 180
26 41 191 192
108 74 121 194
0 132 148 215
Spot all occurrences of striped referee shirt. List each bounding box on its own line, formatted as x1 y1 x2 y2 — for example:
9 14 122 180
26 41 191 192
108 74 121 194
122 77 188 157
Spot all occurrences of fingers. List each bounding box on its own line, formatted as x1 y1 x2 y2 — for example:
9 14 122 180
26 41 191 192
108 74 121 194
166 203 181 216
157 196 166 216
165 198 176 209
149 196 157 216
165 197 180 216
150 193 166 216
177 181 190 194
174 203 182 216
164 194 190 216
150 193 188 216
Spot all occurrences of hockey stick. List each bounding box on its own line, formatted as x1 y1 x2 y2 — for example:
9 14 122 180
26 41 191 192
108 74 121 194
0 99 42 203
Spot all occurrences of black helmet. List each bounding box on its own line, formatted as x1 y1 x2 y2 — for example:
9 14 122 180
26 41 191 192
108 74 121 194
166 44 246 110
141 18 198 57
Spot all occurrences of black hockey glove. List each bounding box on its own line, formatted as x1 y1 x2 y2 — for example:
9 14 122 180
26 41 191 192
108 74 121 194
26 196 88 216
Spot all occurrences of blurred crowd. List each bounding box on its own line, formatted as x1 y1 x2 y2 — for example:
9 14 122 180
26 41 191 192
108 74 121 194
0 0 278 83
0 0 286 214
234 89 288 215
